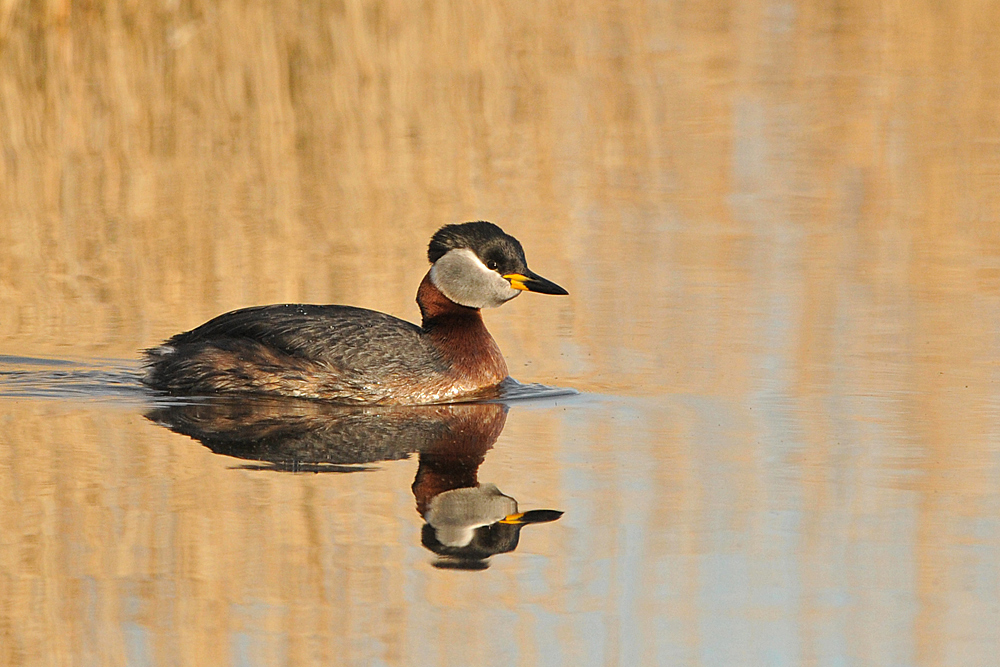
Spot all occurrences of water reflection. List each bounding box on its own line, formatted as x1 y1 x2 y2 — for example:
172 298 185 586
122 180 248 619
147 399 562 569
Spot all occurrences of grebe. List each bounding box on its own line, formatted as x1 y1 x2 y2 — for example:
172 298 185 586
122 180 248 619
143 221 568 404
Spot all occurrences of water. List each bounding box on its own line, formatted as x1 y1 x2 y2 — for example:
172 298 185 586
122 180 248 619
3 1 1000 665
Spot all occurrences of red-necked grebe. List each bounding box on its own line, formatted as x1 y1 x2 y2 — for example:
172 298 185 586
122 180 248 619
142 221 568 404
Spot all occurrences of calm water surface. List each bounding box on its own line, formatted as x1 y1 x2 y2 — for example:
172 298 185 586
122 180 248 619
3 1 1000 666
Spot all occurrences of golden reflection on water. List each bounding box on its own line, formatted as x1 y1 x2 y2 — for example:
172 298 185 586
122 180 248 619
2 0 1000 665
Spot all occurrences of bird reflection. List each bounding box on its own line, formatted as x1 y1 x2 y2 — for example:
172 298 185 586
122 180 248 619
147 398 562 569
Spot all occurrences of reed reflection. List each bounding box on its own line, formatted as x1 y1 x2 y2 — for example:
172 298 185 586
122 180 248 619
147 399 561 568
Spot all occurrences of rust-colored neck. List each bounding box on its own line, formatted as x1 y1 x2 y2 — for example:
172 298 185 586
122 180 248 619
417 272 480 323
416 271 508 386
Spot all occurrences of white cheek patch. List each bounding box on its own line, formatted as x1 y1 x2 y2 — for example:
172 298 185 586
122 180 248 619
430 248 520 309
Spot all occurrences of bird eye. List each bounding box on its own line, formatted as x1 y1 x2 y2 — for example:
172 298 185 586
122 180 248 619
486 259 499 271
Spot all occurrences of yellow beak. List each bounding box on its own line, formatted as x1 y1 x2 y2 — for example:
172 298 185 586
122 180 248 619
503 274 530 291
502 271 567 295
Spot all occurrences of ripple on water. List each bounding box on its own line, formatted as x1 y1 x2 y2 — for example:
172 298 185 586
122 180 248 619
492 377 579 403
0 356 149 402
